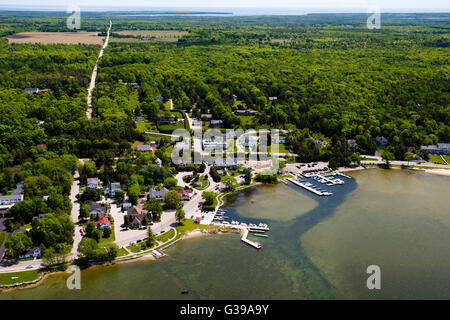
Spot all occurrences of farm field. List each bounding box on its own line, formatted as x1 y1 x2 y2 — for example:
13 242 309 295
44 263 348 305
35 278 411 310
6 32 105 45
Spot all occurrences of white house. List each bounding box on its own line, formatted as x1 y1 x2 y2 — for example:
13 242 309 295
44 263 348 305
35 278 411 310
19 247 42 259
104 183 121 197
87 178 101 190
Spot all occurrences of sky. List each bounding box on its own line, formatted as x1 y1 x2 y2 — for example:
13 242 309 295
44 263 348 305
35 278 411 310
1 0 449 10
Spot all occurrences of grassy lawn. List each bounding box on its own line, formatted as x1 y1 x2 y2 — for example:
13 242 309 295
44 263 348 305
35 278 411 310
155 228 176 243
136 121 157 133
428 154 449 165
0 231 5 248
0 269 40 286
117 248 129 257
158 122 185 133
126 244 142 253
98 223 115 247
267 143 289 153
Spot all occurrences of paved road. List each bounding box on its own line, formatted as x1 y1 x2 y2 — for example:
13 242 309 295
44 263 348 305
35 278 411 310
87 20 112 119
69 171 82 257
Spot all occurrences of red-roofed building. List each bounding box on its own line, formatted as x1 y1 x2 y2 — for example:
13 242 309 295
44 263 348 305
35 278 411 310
94 214 112 230
194 217 202 224
37 144 47 149
179 189 193 201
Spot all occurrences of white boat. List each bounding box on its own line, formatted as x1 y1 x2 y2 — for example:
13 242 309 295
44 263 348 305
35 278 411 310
240 223 248 227
249 223 256 227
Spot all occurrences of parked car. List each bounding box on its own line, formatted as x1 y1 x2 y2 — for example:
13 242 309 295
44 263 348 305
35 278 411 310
137 239 142 243
129 242 135 246
160 230 165 234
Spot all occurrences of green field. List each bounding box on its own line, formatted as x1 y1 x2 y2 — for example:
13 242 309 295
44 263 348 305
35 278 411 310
136 121 157 133
155 228 176 243
0 269 40 286
0 231 5 248
428 154 450 165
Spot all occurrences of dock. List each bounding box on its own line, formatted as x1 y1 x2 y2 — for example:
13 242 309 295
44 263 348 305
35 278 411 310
286 178 332 196
313 174 344 185
241 228 262 249
336 172 352 179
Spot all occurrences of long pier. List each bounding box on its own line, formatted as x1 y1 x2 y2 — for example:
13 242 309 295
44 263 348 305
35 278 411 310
286 178 332 196
336 172 352 179
241 228 262 249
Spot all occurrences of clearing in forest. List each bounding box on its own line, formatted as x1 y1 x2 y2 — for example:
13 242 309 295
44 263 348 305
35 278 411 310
6 32 105 45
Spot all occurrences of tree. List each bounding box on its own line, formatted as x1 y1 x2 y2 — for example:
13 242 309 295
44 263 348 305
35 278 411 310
164 190 182 210
221 175 237 191
77 237 98 260
145 198 163 222
91 228 102 243
123 215 130 229
202 191 216 206
142 215 149 226
114 190 125 204
244 169 252 185
127 183 140 205
163 177 178 189
79 203 90 222
176 205 185 224
146 227 155 247
85 221 96 238
103 227 112 238
404 152 415 166
381 150 395 168
5 232 32 258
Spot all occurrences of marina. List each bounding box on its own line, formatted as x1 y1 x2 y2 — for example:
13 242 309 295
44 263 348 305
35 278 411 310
286 178 333 196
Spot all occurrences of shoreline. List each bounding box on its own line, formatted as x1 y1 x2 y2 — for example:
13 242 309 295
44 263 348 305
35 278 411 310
338 165 450 177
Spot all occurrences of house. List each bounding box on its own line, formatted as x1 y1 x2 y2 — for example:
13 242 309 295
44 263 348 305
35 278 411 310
0 194 23 207
127 206 148 228
148 187 169 201
420 143 450 155
104 183 121 197
93 214 112 230
179 189 193 201
314 140 329 149
134 116 145 122
272 136 286 144
37 144 47 149
149 141 157 147
122 201 132 211
215 157 238 168
88 201 108 216
236 109 258 117
201 114 213 120
19 247 42 259
25 88 40 94
137 144 153 152
203 139 227 151
268 96 278 101
240 135 259 148
158 116 178 124
375 136 388 147
155 158 162 167
194 217 202 224
347 139 357 148
24 88 50 95
87 178 101 190
210 120 224 128
175 141 191 150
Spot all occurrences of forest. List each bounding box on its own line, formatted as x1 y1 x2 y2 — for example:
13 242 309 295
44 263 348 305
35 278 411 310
0 11 449 258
